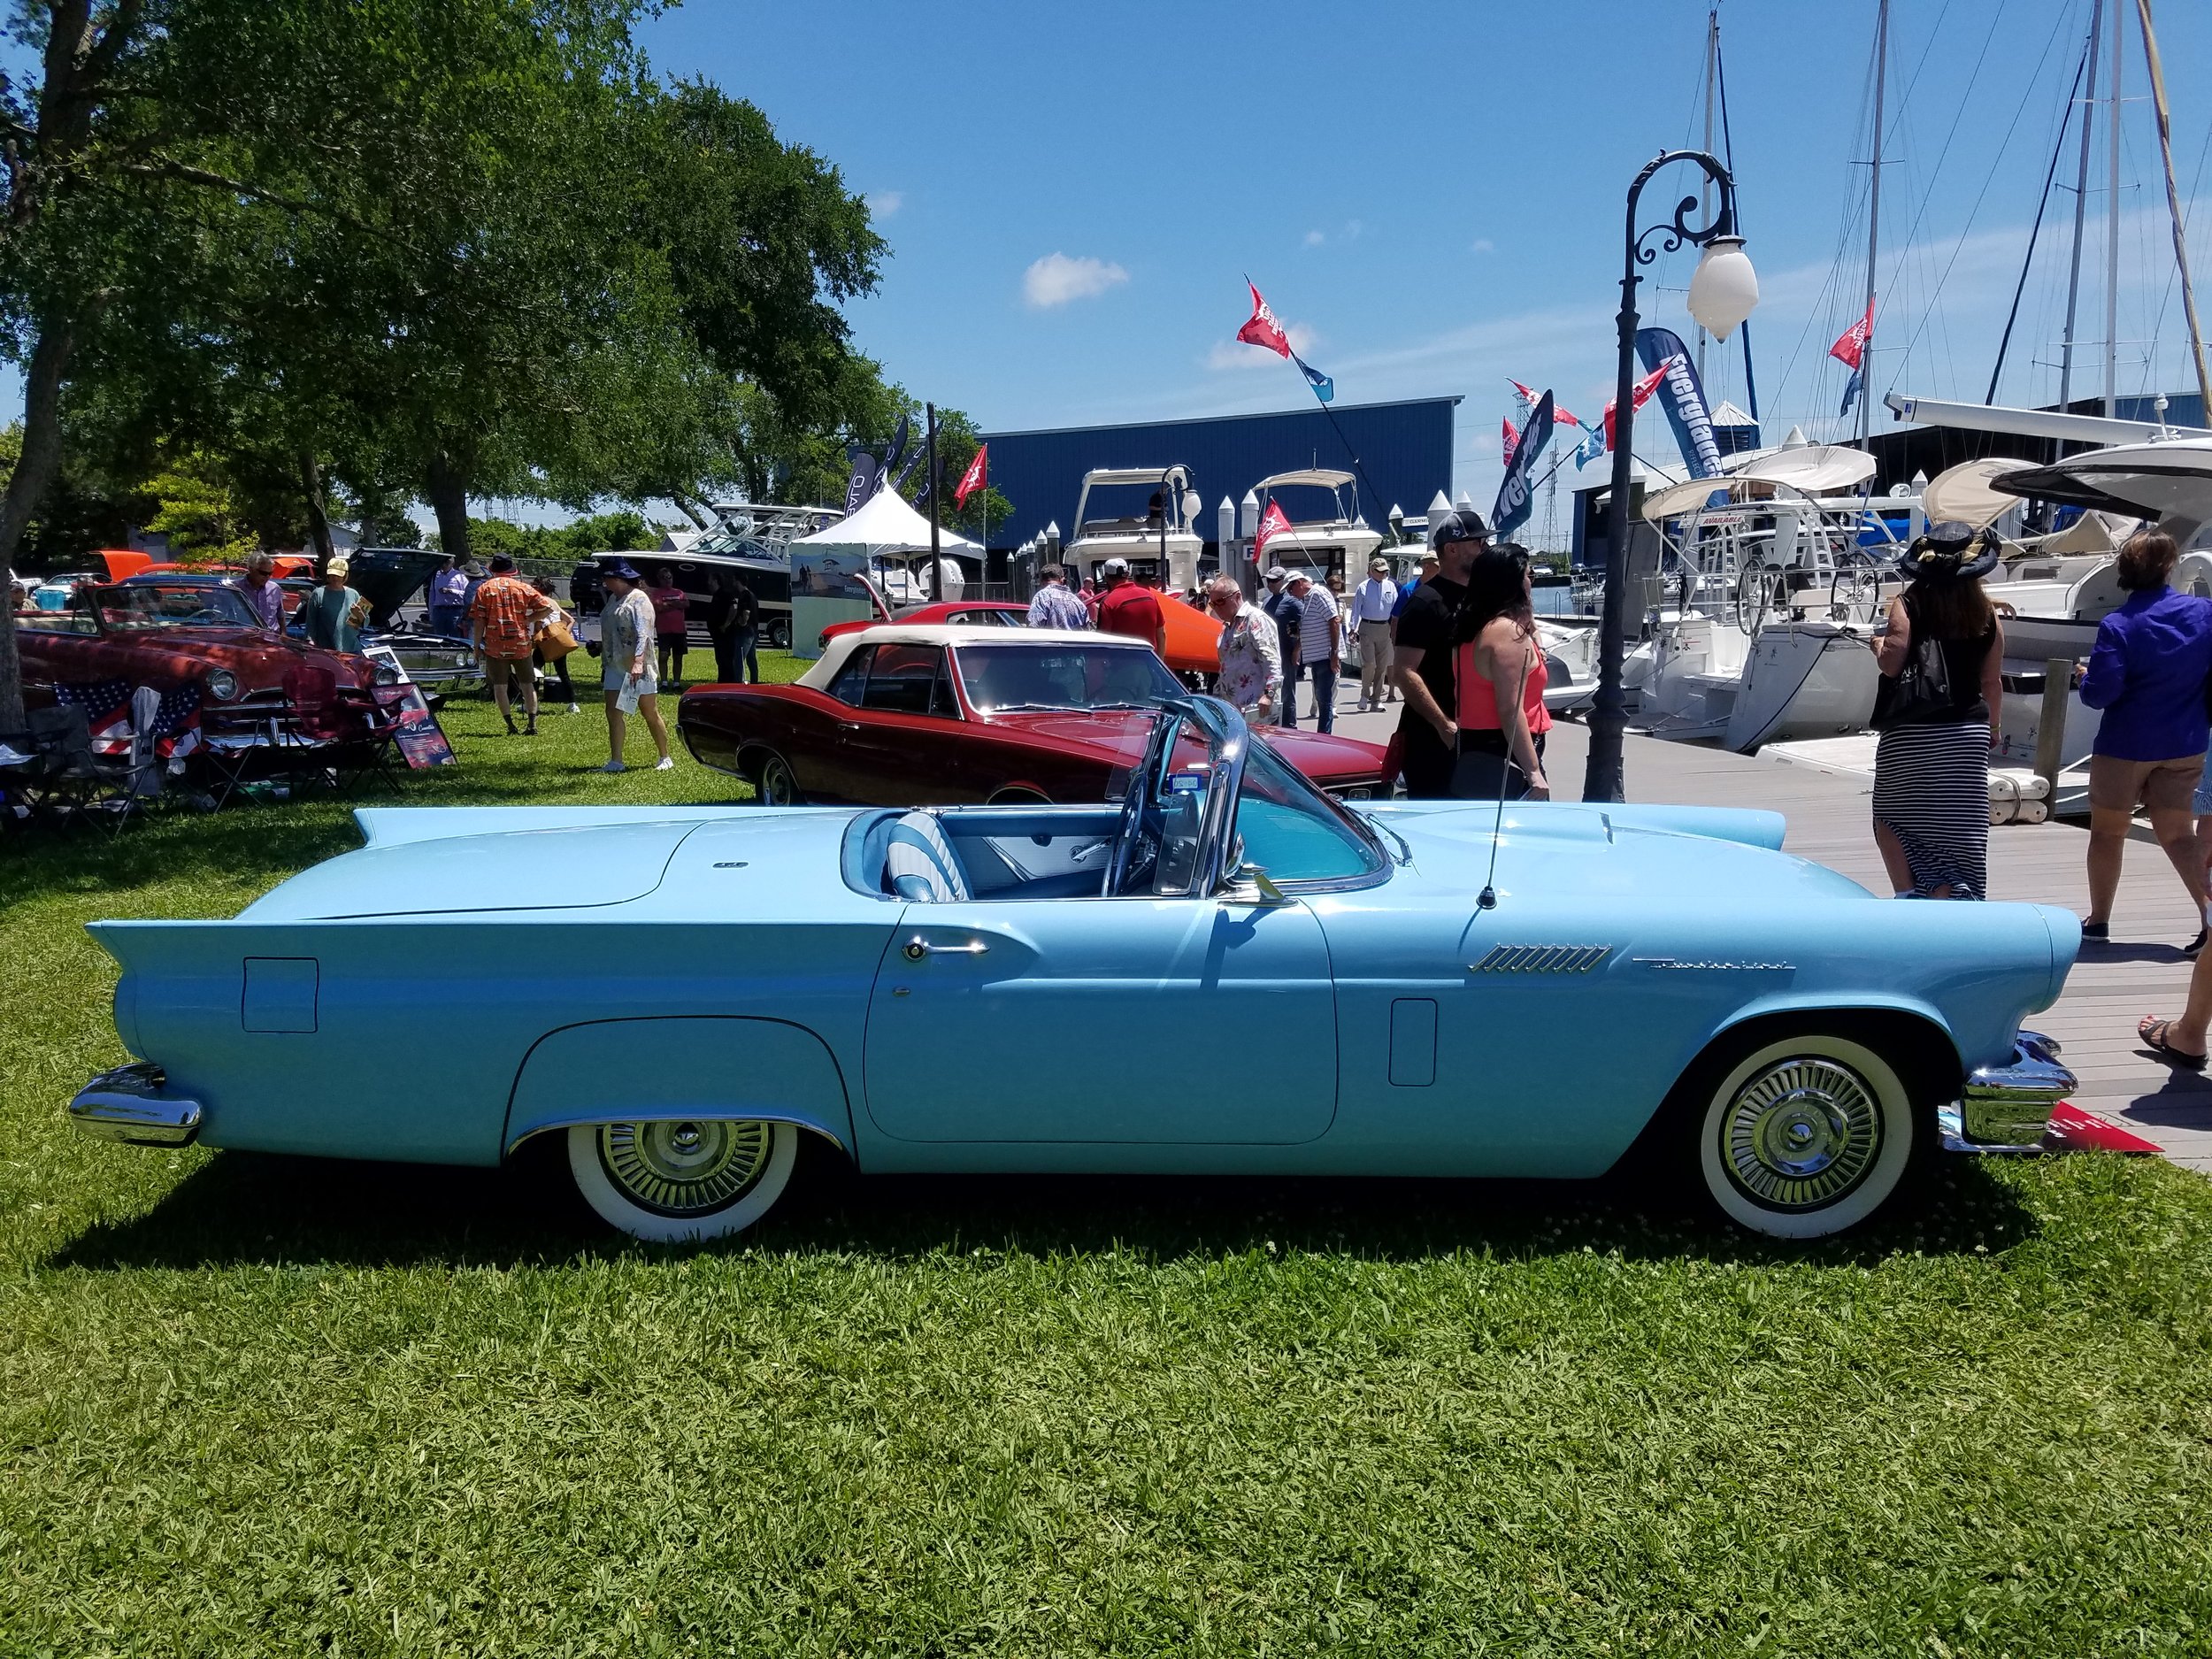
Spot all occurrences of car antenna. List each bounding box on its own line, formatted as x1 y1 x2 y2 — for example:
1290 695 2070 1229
1476 641 1537 913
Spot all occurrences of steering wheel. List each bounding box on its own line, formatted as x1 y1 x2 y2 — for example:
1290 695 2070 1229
1102 773 1148 896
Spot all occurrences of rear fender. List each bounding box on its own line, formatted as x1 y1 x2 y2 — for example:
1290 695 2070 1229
503 1017 857 1159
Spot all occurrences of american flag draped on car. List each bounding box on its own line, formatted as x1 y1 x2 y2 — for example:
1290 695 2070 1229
54 679 202 759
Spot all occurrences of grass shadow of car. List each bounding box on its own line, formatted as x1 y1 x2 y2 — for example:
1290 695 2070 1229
48 1142 2042 1273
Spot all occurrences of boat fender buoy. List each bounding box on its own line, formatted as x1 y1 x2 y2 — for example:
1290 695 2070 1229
2016 797 2050 825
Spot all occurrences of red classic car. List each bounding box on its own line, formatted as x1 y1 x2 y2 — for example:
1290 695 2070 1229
16 580 397 756
818 592 1228 680
678 624 1387 806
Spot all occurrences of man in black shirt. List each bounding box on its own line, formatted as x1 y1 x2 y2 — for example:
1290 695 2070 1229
1258 565 1304 726
1390 510 1487 797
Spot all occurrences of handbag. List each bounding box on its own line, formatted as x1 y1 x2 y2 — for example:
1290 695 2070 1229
1872 634 1955 731
1448 742 1532 801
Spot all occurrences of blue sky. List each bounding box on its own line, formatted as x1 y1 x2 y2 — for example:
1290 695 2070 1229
636 0 2212 514
12 0 2212 526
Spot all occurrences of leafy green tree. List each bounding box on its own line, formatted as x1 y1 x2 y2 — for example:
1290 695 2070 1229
139 451 260 564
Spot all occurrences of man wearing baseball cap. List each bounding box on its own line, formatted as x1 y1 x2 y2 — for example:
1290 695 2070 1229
1392 508 1488 797
1350 555 1401 711
1093 557 1166 656
1259 565 1303 725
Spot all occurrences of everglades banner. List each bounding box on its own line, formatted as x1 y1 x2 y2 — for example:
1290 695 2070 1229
1634 328 1724 479
1490 389 1554 539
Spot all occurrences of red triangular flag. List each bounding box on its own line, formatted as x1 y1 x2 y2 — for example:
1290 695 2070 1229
1236 280 1292 358
1255 500 1295 558
1502 416 1520 465
1603 362 1673 449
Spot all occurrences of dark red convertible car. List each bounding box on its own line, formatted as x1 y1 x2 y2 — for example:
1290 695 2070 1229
16 579 396 757
678 624 1387 805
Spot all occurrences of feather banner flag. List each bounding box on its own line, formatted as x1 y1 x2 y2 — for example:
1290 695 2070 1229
1492 392 1555 539
1293 352 1334 403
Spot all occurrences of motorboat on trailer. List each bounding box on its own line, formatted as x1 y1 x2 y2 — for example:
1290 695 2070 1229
1063 466 1207 595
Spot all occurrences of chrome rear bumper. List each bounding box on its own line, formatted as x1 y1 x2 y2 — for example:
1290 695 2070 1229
1956 1029 2075 1148
67 1063 203 1147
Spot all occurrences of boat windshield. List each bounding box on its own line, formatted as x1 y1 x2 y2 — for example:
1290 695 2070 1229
956 641 1182 713
82 582 261 631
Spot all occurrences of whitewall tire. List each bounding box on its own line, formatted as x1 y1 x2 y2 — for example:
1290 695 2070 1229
567 1119 799 1243
1695 1033 1919 1240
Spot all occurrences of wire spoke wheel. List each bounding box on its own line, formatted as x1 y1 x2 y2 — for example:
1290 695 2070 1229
566 1118 801 1242
597 1119 773 1217
1716 1057 1881 1210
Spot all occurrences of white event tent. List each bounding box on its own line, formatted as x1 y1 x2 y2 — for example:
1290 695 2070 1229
787 489 982 652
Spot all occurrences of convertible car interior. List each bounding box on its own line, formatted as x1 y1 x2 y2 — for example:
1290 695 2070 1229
841 702 1389 904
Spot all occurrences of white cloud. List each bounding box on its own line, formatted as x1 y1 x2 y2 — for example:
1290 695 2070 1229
1471 237 1494 254
866 191 902 218
1023 252 1130 309
1342 219 1364 242
1303 229 1326 248
1204 323 1322 372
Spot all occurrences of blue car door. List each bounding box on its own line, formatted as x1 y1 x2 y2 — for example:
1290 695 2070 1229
863 895 1337 1143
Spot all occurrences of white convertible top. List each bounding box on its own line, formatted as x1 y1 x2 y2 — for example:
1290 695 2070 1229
796 624 1148 690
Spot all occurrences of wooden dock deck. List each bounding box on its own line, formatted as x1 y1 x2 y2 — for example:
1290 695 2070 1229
1329 703 2212 1171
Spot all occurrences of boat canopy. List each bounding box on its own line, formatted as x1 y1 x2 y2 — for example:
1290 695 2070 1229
1722 443 1877 494
1253 468 1357 492
1079 465 1192 488
1992 438 2212 523
1921 457 2035 529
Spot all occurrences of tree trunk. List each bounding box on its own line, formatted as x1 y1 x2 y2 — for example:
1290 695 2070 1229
299 450 334 563
671 489 710 531
425 454 471 565
0 323 78 730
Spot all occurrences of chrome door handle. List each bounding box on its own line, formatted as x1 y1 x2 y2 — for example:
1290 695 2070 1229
902 937 988 961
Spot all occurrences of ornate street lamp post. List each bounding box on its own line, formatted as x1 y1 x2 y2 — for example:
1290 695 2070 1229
1582 150 1759 803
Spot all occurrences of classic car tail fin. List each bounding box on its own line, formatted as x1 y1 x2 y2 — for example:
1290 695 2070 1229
351 805 743 849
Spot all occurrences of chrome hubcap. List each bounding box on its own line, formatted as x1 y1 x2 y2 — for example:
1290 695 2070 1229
597 1120 773 1217
761 758 795 804
1719 1058 1881 1210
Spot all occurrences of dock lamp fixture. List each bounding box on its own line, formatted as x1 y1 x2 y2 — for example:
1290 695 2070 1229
1584 150 1756 803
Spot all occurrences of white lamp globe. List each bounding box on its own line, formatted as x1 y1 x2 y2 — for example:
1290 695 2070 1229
1181 488 1205 527
1687 235 1759 342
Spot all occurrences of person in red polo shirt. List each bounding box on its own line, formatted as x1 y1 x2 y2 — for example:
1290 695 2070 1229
1093 557 1166 656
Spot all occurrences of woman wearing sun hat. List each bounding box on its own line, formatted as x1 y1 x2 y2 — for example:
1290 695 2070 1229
1868 522 2004 899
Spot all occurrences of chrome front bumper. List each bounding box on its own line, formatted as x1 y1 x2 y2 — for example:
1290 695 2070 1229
67 1063 203 1147
1955 1029 2076 1148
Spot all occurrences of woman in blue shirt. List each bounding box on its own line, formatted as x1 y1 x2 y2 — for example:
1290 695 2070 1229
2078 529 2212 948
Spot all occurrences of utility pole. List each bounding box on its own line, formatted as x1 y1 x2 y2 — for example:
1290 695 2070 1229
926 403 941 603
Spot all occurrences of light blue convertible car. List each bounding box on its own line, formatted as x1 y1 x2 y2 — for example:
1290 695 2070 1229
69 698 2079 1241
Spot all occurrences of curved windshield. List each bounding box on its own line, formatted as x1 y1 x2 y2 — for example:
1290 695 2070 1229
85 582 260 631
956 641 1182 713
1235 734 1387 885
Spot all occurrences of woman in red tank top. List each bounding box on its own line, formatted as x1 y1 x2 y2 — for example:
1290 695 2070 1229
1449 545 1552 800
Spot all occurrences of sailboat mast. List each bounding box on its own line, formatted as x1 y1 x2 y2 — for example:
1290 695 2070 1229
2060 0 2104 411
2105 0 2122 417
2136 0 2212 412
1696 7 1717 383
1860 0 1888 450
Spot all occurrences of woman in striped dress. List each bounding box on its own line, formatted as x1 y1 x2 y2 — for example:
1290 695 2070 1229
1870 523 2004 899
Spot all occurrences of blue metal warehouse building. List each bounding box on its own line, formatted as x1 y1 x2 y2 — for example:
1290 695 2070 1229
981 397 1460 553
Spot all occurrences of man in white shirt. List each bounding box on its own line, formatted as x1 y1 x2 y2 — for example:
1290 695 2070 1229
1350 557 1400 710
1283 571 1341 733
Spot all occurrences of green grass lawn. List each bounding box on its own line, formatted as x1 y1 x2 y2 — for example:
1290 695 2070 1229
4 672 2212 1655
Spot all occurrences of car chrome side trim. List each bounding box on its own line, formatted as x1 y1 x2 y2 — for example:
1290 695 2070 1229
505 1110 849 1159
66 1062 203 1147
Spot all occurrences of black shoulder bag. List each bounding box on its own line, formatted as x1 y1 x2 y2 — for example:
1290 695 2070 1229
1872 632 1955 731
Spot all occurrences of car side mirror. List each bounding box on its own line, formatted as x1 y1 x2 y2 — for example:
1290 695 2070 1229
1232 863 1290 903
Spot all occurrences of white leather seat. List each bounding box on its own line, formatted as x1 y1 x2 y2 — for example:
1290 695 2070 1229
884 810 970 902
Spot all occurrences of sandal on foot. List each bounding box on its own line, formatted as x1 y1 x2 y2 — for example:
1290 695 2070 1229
2081 921 2110 940
2139 1017 2207 1071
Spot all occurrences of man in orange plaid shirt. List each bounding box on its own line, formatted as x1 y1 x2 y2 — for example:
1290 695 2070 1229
469 554 554 734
